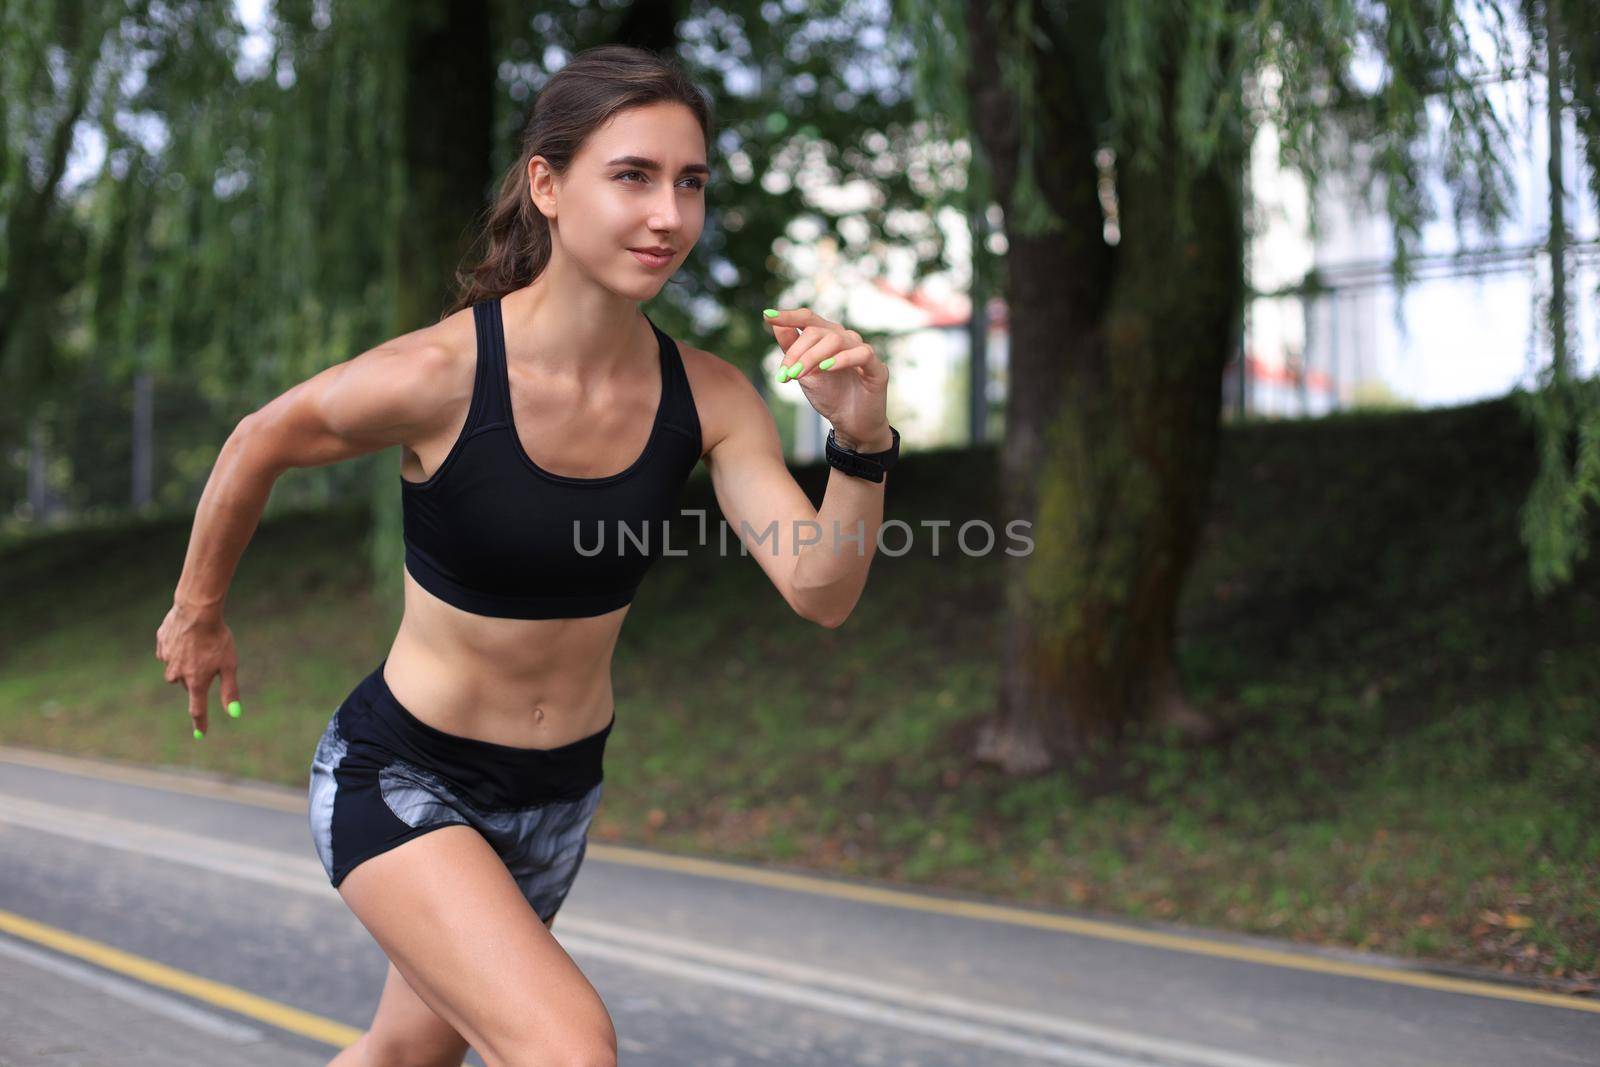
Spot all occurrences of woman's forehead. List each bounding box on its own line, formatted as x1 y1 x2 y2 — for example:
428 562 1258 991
586 104 704 156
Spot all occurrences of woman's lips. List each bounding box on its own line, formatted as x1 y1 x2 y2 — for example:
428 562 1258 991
629 248 673 269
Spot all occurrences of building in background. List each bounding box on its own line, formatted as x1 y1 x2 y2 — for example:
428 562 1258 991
1242 49 1599 418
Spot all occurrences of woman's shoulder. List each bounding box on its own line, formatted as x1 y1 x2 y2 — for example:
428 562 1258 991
370 307 480 410
673 338 734 392
370 306 481 454
673 339 774 462
388 304 478 370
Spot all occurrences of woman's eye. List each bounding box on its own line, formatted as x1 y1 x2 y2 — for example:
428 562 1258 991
616 171 705 190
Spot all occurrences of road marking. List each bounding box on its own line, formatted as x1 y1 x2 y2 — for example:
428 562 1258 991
4 746 1596 1014
0 931 265 1043
557 921 1298 1067
0 793 332 896
0 744 304 812
577 847 1600 1014
0 909 360 1048
0 794 1299 1065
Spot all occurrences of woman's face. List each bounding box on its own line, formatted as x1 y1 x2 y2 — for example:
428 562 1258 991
529 101 708 299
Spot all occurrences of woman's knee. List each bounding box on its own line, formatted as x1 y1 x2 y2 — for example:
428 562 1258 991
498 1047 615 1067
336 1030 467 1067
348 1030 467 1067
488 1009 615 1067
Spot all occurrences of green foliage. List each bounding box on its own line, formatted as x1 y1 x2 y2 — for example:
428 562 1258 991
1 0 408 532
1515 371 1600 594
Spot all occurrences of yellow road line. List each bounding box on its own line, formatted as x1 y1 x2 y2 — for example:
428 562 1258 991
6 743 1595 1014
0 908 359 1047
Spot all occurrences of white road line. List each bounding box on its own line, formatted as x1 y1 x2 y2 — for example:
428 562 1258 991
0 745 305 812
555 920 1296 1067
562 933 1249 1067
0 932 266 1044
0 793 332 895
0 790 1303 1067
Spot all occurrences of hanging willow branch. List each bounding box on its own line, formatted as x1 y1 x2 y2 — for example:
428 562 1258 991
40 0 408 420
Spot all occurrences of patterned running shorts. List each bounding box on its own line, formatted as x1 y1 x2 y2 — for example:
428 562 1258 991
308 658 611 923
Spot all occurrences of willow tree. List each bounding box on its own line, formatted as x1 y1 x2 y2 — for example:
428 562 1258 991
899 0 1600 772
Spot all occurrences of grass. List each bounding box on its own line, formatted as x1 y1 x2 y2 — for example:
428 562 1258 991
1 392 1596 988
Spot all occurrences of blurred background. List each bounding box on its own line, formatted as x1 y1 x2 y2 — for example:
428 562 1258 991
3 1 1599 1060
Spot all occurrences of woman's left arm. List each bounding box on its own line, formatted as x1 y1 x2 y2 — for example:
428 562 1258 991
700 307 892 628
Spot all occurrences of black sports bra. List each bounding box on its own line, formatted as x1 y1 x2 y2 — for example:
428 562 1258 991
400 296 703 619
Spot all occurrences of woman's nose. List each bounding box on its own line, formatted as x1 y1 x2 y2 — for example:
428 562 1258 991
650 193 681 229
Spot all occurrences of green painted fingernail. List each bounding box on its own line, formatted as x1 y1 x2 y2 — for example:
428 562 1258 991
819 357 835 370
775 368 789 383
228 700 242 719
194 728 204 740
789 362 803 376
763 308 778 318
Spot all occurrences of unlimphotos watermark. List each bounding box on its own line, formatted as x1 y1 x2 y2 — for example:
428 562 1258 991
568 510 1035 558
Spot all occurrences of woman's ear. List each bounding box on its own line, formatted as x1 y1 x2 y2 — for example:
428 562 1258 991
527 155 557 221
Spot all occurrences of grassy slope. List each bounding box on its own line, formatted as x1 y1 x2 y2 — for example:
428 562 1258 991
1 394 1595 985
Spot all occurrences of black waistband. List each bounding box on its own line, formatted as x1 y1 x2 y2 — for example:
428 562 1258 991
339 659 611 808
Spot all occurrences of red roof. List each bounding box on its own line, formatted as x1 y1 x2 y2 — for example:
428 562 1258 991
869 277 1008 330
1243 354 1332 392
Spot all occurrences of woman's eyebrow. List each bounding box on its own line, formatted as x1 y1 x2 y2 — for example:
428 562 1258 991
605 154 712 176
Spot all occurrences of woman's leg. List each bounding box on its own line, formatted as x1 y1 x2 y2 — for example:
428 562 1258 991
325 960 468 1067
332 824 615 1067
324 911 563 1067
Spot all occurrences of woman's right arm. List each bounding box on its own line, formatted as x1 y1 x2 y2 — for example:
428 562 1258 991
156 340 455 737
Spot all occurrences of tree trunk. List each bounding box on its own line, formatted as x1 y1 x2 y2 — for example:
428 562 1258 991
27 415 59 523
132 370 153 510
371 0 495 625
1545 0 1569 385
966 1 1242 773
967 205 991 444
391 1 494 333
0 5 113 390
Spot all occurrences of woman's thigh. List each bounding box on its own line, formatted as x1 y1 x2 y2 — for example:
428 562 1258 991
360 913 561 1066
337 824 614 1067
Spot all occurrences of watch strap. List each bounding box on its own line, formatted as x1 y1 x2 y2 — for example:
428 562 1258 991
825 425 899 483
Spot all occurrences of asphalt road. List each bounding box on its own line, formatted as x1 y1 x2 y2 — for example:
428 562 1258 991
0 745 1595 1067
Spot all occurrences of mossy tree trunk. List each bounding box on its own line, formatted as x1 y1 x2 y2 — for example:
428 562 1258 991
967 2 1244 773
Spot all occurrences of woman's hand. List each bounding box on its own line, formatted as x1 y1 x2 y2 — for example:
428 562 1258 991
764 307 891 448
155 602 242 738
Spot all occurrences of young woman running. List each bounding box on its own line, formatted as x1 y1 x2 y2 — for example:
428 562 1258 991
154 44 897 1067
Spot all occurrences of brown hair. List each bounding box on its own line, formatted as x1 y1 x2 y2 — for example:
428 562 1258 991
444 44 714 317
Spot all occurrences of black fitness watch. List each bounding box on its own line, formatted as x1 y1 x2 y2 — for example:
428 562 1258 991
825 425 900 483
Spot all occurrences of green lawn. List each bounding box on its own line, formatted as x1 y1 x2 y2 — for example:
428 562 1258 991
2 393 1595 987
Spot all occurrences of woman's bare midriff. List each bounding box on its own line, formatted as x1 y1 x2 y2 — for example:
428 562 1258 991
382 563 628 752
